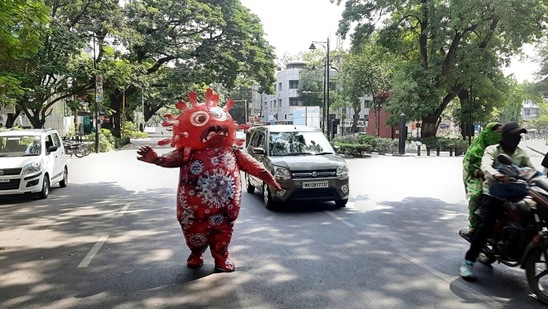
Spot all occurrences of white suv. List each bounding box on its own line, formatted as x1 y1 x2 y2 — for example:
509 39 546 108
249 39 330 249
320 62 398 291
0 129 68 199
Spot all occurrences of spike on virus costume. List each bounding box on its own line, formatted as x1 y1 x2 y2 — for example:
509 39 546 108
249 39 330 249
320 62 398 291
137 88 281 272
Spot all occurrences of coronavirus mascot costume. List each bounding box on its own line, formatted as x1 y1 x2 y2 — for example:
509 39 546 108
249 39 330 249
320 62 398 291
137 88 281 272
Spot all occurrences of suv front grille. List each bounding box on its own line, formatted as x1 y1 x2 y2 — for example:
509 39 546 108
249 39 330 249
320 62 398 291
0 168 22 176
292 169 337 179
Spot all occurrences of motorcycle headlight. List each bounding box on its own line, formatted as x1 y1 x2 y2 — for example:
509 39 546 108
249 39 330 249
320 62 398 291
273 166 292 181
337 164 349 180
23 160 42 175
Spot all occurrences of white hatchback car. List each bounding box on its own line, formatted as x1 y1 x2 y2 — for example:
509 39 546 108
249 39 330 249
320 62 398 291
0 129 68 199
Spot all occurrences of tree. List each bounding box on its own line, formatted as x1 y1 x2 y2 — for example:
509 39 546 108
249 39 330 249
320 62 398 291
0 0 49 107
336 0 548 137
339 40 393 134
1 0 277 137
0 0 123 128
102 0 277 137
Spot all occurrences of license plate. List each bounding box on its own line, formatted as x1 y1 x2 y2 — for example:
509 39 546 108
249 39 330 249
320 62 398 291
0 178 9 183
303 181 329 189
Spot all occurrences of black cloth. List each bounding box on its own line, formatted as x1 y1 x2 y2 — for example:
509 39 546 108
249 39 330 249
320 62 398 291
542 153 548 169
464 194 505 262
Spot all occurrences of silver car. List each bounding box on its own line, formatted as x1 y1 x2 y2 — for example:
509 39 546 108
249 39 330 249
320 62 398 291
244 125 349 209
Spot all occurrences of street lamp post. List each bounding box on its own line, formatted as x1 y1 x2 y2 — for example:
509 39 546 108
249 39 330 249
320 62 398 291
309 37 330 140
92 35 99 153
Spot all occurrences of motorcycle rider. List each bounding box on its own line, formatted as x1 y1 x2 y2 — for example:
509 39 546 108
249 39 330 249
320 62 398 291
460 121 536 280
459 122 502 239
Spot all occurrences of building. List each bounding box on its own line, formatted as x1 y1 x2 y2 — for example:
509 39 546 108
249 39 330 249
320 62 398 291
252 60 371 134
522 99 539 120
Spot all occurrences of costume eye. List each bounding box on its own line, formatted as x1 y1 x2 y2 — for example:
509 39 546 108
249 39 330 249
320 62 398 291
210 107 228 121
190 111 210 126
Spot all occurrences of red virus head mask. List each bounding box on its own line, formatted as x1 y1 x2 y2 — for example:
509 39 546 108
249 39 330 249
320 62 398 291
158 88 248 153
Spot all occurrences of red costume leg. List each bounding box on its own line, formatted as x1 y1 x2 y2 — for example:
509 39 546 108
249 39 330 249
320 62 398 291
210 220 235 272
180 219 210 268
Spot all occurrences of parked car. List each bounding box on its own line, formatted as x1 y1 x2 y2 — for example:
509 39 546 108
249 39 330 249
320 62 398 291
0 129 68 199
244 125 349 209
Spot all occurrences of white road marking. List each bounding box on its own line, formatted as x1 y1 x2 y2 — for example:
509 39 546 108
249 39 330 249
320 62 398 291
78 235 109 268
325 210 356 228
117 203 132 217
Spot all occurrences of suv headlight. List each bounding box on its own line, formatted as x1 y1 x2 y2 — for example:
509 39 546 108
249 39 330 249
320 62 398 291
336 164 349 180
23 160 42 176
273 166 292 181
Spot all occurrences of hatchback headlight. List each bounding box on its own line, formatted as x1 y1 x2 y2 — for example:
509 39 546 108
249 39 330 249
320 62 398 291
23 160 42 176
336 164 349 180
273 166 292 181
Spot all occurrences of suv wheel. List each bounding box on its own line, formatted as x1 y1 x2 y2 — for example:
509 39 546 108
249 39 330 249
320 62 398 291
59 167 68 188
246 175 255 194
336 199 348 208
38 176 50 199
263 183 276 210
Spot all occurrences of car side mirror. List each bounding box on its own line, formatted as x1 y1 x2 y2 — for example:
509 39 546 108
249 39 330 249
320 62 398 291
47 145 58 153
252 147 265 155
333 145 341 153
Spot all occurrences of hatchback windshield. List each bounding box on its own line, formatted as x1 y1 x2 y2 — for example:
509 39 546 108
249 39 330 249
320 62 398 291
269 131 334 156
0 136 41 157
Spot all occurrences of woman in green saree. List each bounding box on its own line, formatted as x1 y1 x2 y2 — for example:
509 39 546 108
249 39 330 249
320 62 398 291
460 122 502 238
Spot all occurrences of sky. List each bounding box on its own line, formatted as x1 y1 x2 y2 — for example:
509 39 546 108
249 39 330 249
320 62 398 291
240 0 539 83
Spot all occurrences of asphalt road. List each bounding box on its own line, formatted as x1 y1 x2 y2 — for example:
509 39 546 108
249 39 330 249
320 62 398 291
1 139 548 309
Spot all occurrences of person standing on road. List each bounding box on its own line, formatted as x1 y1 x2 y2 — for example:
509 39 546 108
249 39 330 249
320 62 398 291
459 122 502 239
137 88 281 273
460 122 535 280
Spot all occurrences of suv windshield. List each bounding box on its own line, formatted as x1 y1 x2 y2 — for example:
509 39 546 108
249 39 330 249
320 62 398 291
0 135 41 157
269 131 334 156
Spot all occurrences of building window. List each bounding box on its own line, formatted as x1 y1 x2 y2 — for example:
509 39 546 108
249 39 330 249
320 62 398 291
289 80 299 89
278 83 282 91
289 98 299 106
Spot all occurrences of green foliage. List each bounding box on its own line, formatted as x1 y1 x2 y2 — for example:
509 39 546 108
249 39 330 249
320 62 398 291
123 121 148 139
412 136 469 151
334 143 371 157
333 133 469 156
1 0 277 136
0 0 49 105
336 0 548 137
333 133 398 155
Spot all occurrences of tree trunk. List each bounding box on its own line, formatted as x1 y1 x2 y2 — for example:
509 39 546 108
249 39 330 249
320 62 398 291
28 110 44 128
107 93 122 138
6 111 21 128
351 105 361 133
420 114 440 138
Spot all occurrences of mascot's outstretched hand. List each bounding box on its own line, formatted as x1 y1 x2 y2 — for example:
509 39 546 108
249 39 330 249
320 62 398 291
137 145 159 164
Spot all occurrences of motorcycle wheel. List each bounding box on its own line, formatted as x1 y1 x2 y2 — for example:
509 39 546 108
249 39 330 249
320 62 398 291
74 150 85 158
82 146 91 156
524 247 548 305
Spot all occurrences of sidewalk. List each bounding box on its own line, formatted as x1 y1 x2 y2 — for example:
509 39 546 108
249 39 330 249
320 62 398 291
522 138 548 156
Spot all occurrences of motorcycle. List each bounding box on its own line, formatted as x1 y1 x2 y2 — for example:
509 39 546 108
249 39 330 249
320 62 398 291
461 154 548 304
63 139 92 158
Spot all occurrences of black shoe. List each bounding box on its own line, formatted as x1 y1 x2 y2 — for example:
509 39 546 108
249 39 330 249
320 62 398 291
459 228 475 241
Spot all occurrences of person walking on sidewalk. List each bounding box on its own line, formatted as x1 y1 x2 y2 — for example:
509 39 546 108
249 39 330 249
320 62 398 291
459 122 502 239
